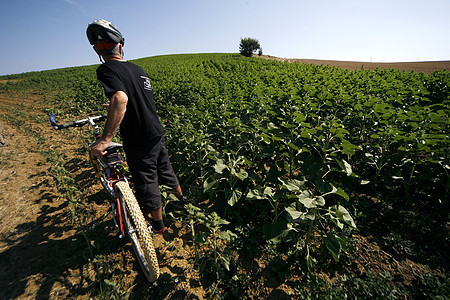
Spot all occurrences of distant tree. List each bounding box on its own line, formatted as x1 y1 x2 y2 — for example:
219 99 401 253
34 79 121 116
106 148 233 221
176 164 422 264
239 37 261 57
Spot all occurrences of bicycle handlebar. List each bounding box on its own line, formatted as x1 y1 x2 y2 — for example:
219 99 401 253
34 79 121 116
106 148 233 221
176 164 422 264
50 113 107 130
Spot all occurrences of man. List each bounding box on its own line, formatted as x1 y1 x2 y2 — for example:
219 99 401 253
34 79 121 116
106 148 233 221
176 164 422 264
86 19 185 234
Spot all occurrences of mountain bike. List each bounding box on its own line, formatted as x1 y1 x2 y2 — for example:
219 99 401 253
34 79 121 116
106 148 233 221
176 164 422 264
50 113 159 282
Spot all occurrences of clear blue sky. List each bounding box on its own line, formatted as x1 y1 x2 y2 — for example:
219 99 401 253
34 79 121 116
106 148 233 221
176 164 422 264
1 0 449 75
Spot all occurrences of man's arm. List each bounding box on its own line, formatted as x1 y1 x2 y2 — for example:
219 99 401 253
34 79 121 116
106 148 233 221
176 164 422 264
90 90 128 157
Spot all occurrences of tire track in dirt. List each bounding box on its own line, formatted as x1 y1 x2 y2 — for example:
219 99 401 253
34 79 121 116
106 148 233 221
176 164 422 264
0 94 81 299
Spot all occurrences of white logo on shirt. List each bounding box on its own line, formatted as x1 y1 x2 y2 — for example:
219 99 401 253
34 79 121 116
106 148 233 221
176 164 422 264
141 76 152 91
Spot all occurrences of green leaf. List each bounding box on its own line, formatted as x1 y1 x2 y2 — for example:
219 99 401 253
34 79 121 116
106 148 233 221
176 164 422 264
269 228 293 243
314 196 325 206
335 187 349 201
302 156 324 176
341 139 359 155
236 168 248 180
306 248 317 271
325 232 341 262
297 190 314 208
342 159 352 176
285 204 305 222
219 230 237 241
263 220 290 243
210 212 229 227
315 177 332 193
104 279 117 287
263 186 275 197
267 163 282 183
334 205 357 228
246 189 265 200
280 178 306 191
337 236 348 254
203 177 216 192
297 192 325 209
214 159 228 174
226 189 243 206
219 256 231 271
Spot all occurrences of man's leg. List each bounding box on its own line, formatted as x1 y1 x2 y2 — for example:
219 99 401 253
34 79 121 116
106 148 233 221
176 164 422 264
150 207 163 220
125 137 166 232
149 206 166 233
157 137 186 209
172 185 183 199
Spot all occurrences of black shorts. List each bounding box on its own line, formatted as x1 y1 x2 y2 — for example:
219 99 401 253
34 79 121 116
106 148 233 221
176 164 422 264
124 136 179 212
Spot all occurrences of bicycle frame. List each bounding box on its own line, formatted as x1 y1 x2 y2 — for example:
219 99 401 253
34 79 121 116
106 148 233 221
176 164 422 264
50 113 127 237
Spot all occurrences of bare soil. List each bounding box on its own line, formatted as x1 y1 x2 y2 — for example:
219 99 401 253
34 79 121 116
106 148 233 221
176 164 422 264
0 58 447 298
258 55 450 74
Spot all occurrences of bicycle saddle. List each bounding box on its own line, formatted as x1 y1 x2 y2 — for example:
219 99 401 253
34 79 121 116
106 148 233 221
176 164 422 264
107 142 123 151
104 142 123 166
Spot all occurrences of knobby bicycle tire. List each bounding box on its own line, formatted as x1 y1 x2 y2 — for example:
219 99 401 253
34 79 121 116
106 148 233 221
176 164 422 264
115 181 160 282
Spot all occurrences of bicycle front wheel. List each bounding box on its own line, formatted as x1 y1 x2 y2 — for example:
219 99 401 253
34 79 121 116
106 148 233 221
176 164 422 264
115 181 160 282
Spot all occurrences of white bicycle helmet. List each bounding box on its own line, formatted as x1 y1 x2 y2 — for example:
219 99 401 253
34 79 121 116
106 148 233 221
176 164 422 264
86 19 124 46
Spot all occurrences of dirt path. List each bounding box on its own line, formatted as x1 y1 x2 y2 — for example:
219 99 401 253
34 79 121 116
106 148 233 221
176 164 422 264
0 95 79 299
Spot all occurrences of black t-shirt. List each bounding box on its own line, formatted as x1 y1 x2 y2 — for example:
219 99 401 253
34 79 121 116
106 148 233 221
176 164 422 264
97 60 165 146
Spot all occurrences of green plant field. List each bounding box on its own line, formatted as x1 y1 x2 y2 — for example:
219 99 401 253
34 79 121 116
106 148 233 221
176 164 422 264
1 53 449 298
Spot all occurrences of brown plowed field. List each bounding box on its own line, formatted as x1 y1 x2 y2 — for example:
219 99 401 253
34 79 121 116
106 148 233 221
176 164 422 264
258 55 450 74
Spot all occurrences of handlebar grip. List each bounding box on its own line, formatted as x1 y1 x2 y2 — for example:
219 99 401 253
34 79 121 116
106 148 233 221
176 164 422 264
50 113 61 130
59 121 76 129
50 113 76 130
